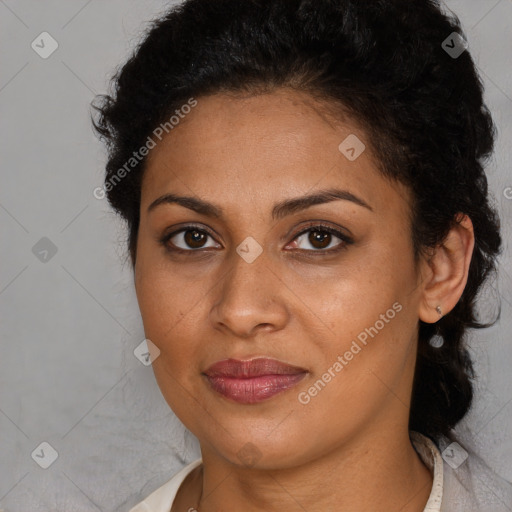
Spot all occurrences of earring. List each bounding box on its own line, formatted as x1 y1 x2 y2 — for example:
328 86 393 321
436 305 443 318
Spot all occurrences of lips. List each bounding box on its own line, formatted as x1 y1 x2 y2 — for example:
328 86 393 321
203 358 307 404
204 358 307 378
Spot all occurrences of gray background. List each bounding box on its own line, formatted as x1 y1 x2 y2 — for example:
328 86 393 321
0 0 511 511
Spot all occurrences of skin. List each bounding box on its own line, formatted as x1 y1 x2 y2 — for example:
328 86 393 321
134 88 475 512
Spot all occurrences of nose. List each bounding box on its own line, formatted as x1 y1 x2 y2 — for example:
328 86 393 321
209 248 290 339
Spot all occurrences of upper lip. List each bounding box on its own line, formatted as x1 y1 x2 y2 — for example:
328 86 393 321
203 358 307 378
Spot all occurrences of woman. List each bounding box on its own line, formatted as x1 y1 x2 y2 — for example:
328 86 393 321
92 0 512 510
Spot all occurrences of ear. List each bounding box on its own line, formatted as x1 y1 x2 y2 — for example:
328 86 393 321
418 214 475 323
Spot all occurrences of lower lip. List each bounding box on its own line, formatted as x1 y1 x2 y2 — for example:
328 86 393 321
204 373 307 404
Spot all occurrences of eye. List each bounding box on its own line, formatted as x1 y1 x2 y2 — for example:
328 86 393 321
288 224 352 253
160 222 353 255
161 226 220 252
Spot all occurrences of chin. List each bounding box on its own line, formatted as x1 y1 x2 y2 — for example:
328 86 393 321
206 428 315 471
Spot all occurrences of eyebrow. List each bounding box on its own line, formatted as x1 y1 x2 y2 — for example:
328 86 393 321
147 187 373 220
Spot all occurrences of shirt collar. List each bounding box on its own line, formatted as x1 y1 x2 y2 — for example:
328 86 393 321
410 431 444 512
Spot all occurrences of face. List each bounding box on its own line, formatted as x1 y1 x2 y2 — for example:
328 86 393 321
134 89 426 470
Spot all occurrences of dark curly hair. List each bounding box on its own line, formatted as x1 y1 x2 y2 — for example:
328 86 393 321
92 0 502 443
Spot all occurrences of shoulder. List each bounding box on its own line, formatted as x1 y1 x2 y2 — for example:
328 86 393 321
128 458 203 512
428 433 512 512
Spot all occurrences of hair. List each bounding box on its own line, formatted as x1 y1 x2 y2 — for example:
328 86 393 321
92 0 502 443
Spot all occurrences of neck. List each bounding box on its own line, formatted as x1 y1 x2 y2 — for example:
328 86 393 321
176 425 433 512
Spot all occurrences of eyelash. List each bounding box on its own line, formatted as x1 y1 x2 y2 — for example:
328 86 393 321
159 222 353 256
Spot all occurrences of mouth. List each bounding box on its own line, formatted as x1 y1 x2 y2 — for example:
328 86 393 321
202 357 308 404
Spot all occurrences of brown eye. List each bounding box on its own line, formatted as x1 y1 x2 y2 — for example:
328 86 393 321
291 225 351 252
162 227 220 251
308 230 332 249
184 229 208 249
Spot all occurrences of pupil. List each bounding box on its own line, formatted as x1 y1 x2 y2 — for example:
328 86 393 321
185 230 205 248
309 230 330 249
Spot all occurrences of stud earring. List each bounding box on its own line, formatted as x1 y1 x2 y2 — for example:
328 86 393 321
435 305 443 318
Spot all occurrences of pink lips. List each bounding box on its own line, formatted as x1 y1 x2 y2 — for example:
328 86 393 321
203 358 307 404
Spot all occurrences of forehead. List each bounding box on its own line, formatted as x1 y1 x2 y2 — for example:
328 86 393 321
141 89 411 219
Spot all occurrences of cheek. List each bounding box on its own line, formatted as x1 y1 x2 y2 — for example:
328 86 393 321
292 246 413 336
136 273 197 355
134 260 212 397
135 267 204 414
293 244 419 391
134 243 203 341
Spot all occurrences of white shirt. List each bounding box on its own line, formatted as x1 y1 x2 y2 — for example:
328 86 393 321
129 432 512 512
